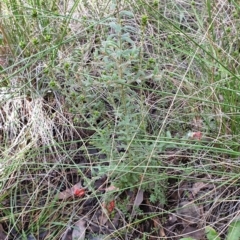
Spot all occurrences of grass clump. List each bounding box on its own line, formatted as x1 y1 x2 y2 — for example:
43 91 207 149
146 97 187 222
0 0 240 239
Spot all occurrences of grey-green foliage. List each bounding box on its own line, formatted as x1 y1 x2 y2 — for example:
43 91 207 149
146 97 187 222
98 21 141 85
68 9 171 204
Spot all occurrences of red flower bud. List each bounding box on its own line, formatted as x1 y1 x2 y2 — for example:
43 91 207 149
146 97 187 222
73 188 85 197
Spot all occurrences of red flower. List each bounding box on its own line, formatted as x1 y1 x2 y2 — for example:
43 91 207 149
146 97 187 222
73 188 85 197
192 131 202 140
105 200 115 213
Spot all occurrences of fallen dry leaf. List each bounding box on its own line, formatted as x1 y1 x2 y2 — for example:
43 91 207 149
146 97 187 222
133 189 144 208
98 212 109 225
191 182 208 197
104 185 119 192
57 181 84 200
152 217 165 237
131 189 144 217
72 219 86 240
92 209 110 226
0 224 7 240
176 201 201 225
182 226 205 240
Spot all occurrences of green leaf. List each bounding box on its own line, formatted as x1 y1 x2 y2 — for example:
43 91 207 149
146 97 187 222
121 33 134 45
109 22 121 33
205 226 220 240
119 10 134 18
226 219 240 240
166 131 172 138
123 25 137 33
